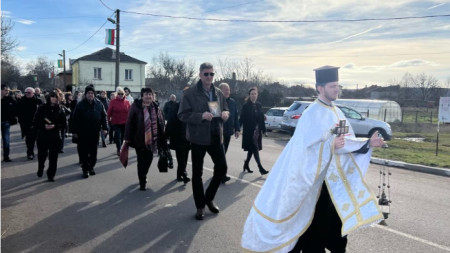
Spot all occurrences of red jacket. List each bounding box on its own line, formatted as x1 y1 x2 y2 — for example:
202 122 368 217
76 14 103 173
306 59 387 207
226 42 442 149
107 97 130 125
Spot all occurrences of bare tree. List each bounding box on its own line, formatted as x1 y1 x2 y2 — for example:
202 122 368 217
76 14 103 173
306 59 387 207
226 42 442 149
1 17 18 60
239 57 255 81
146 52 196 98
25 57 54 90
412 73 440 102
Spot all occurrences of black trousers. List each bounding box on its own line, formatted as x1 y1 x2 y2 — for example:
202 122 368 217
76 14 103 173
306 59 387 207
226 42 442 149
113 124 125 152
175 145 190 178
77 136 99 172
289 184 347 253
25 131 36 156
223 135 231 153
191 135 227 209
37 137 60 179
136 148 154 186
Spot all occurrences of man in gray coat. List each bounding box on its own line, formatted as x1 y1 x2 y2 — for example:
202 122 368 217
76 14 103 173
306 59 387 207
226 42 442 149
178 62 229 220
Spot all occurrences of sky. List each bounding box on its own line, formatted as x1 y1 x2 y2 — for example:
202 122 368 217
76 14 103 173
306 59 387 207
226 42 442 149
2 0 450 89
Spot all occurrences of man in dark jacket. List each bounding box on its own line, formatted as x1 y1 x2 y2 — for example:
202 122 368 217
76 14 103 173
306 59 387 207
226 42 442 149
17 87 42 159
1 85 17 162
178 62 229 220
219 82 240 183
163 94 178 122
72 85 108 178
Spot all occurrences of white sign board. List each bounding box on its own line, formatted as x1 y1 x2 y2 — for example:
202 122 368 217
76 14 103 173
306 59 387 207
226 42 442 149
438 97 450 123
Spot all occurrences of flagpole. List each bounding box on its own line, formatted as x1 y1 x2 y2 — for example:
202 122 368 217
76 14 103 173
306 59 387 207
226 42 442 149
115 9 120 91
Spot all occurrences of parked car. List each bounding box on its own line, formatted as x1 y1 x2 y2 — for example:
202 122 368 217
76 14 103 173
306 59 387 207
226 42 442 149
265 107 288 131
280 101 392 140
280 101 312 134
336 104 392 140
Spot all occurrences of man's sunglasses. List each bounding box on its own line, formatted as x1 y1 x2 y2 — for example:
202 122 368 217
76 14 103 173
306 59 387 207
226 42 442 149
203 72 215 77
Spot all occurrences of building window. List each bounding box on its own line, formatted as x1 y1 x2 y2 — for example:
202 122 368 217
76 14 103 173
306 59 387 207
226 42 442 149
125 69 133 80
94 67 102 79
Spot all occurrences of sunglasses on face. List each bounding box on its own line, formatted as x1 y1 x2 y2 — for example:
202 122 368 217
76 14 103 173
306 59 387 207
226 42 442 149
117 93 124 95
203 72 215 77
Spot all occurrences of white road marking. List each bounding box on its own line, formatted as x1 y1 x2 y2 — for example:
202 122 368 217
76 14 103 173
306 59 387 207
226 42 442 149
190 162 450 252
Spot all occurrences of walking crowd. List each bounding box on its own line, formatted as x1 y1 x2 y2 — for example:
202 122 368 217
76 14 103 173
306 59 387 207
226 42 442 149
1 62 270 220
2 63 387 252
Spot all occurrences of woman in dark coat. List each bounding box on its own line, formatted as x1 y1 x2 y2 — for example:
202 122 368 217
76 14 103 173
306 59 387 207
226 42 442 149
239 87 268 175
165 97 191 184
124 87 168 191
33 91 67 181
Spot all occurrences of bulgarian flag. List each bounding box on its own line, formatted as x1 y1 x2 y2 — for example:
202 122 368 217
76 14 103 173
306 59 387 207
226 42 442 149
57 59 63 68
106 29 115 45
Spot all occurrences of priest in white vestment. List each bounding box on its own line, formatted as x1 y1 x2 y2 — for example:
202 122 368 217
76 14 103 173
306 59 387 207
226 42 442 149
241 66 387 253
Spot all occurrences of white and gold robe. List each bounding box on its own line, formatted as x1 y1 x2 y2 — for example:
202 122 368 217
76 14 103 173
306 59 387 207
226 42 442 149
241 100 384 253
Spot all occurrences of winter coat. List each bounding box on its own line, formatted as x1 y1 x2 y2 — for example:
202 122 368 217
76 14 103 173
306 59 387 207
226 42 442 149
1 96 17 124
124 99 167 150
107 97 130 125
72 98 108 139
17 96 42 138
32 103 67 141
178 81 229 146
165 102 190 150
223 97 240 137
240 100 266 151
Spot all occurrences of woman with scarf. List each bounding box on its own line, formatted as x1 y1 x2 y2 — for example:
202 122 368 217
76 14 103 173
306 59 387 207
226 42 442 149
124 87 168 191
239 87 269 175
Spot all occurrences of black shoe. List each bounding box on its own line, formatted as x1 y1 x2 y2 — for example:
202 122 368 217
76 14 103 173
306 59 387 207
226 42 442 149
206 201 220 214
102 143 107 147
27 154 34 160
221 176 231 184
176 177 183 182
139 185 146 191
82 171 89 178
195 208 205 220
89 170 96 175
243 162 253 173
3 157 12 162
183 176 191 184
37 170 44 178
259 166 269 175
59 150 64 153
47 178 55 182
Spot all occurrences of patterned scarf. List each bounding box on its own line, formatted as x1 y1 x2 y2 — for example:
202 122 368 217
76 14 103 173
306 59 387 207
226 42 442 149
144 104 158 152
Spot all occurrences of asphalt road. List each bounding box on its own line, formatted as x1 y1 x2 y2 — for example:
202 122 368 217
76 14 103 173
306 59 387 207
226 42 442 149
2 126 450 253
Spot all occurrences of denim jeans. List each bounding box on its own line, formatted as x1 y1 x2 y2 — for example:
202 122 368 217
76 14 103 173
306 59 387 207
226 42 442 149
1 121 11 159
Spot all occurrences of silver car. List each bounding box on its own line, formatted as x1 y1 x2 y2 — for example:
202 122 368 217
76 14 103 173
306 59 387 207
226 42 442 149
280 101 312 134
265 107 288 131
281 101 392 140
336 105 392 140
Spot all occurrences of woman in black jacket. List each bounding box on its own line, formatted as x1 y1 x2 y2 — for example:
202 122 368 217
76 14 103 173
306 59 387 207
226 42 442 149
239 87 268 175
33 91 67 181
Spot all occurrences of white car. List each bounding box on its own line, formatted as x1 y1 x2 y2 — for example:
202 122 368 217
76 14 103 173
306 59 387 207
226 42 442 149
265 107 288 131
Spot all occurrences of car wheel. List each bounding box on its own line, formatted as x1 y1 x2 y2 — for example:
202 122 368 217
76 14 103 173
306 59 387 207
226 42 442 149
368 128 388 139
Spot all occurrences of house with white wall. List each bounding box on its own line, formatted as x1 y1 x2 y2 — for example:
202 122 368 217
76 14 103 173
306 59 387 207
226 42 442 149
71 47 146 94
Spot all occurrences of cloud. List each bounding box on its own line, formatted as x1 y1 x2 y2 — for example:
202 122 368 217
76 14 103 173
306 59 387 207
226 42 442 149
16 19 35 25
16 46 27 52
390 59 436 68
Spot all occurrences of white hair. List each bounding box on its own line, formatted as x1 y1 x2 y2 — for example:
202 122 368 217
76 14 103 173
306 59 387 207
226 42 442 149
116 87 125 94
25 87 35 93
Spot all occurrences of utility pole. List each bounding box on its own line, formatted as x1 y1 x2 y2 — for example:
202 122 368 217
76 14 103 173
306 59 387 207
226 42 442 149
59 50 66 89
107 9 120 90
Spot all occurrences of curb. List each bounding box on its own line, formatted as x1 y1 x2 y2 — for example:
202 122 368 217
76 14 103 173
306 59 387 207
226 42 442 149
371 158 450 177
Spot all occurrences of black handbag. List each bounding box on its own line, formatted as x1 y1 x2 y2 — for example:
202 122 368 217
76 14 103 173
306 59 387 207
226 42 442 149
157 149 169 173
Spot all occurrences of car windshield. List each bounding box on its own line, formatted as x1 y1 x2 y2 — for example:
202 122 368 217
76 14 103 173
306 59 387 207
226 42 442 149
339 106 362 120
287 103 301 111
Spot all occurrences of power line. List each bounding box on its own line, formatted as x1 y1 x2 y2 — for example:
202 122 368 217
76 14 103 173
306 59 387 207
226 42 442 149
121 11 450 23
97 0 450 23
66 12 116 53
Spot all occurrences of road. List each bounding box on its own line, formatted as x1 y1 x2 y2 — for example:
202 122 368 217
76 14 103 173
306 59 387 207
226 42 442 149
2 126 450 253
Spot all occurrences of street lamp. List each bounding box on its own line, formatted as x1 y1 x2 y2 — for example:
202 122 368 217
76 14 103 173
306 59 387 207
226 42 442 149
108 9 120 91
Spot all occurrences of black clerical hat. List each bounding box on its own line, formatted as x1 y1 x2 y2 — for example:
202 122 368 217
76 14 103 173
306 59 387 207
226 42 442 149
314 65 339 86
